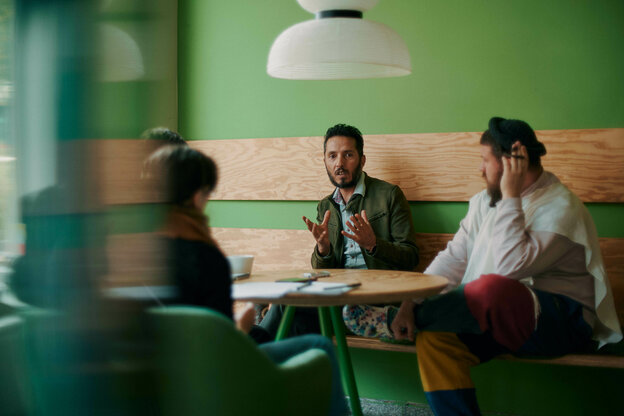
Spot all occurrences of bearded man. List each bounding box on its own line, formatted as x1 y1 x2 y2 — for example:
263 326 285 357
259 123 419 338
304 123 419 271
386 117 622 416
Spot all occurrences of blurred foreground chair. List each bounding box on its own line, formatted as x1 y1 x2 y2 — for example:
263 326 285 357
0 313 33 414
16 305 155 415
148 306 332 416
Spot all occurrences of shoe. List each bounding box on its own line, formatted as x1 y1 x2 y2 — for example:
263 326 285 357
254 304 269 325
379 306 414 345
342 304 396 339
379 337 415 345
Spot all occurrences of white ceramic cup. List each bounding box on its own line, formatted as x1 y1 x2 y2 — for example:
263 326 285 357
227 255 254 280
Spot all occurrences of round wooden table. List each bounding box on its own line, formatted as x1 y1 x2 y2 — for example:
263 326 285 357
234 269 448 416
233 268 448 306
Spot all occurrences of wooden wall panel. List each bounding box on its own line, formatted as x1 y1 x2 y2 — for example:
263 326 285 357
211 228 624 326
104 228 623 325
104 232 168 287
212 228 315 272
94 139 162 205
191 128 624 202
102 229 452 279
211 229 449 272
412 233 454 273
537 129 624 202
90 129 624 204
601 238 624 327
193 136 329 201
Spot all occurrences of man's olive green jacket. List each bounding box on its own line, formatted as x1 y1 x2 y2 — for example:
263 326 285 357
311 174 419 271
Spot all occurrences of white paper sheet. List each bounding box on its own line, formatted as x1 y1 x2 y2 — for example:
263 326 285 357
231 282 300 299
231 281 360 299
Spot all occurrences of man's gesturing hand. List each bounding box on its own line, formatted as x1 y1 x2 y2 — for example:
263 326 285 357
501 140 529 200
303 210 331 256
342 210 377 252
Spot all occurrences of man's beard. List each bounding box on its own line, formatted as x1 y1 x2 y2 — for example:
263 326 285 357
326 163 363 189
487 183 502 207
485 172 503 207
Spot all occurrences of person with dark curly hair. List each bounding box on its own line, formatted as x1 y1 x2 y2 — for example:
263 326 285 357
146 145 348 416
141 127 187 147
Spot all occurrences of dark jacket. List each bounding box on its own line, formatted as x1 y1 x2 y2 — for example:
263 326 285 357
162 206 233 319
165 207 271 343
311 174 419 271
168 238 233 320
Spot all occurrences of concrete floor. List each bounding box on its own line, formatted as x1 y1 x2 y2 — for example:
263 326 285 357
350 397 516 416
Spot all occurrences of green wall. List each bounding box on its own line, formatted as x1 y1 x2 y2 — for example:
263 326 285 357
179 0 624 233
351 349 624 415
178 0 624 414
179 0 624 140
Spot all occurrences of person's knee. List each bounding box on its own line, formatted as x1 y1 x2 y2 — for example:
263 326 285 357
464 274 535 350
299 334 333 351
416 331 479 392
415 331 431 356
468 273 510 293
416 331 457 357
464 274 525 309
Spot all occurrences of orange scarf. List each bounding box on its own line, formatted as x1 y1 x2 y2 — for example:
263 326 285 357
162 206 216 247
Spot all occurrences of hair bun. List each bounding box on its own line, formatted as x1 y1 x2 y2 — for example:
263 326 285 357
488 117 546 156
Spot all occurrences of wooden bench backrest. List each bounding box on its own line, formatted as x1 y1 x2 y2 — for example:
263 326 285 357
191 129 624 202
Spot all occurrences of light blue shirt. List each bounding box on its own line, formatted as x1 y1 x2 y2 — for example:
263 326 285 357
332 172 368 269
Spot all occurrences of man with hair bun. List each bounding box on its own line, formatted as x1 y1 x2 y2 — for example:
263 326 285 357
388 117 622 415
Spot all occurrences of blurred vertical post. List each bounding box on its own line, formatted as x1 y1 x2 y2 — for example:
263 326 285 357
12 0 112 414
0 0 18 259
9 0 179 414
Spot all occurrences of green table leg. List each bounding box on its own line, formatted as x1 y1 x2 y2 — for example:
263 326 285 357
329 306 362 416
318 307 333 338
275 305 295 341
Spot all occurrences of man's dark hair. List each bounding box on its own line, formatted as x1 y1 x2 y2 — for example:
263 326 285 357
480 117 546 168
324 123 364 157
480 130 506 158
144 146 217 206
141 127 188 147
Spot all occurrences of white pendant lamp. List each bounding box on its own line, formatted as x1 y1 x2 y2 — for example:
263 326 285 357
267 0 411 80
97 23 145 82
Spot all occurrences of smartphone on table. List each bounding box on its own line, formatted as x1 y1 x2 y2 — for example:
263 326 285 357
276 277 313 283
276 271 331 282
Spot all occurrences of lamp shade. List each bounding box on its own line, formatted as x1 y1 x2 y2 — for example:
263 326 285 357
267 0 411 80
97 23 145 82
297 0 379 13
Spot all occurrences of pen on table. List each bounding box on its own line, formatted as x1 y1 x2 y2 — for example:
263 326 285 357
323 282 362 291
295 280 313 291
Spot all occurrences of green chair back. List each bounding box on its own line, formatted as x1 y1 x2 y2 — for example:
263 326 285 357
0 314 33 415
148 305 332 416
